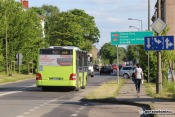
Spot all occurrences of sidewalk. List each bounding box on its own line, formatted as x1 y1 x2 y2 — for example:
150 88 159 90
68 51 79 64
116 79 175 117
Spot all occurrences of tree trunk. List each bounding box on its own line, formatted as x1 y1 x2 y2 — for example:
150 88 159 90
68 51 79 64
168 60 175 82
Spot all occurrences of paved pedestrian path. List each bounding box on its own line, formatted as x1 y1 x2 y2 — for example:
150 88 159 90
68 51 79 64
116 79 175 117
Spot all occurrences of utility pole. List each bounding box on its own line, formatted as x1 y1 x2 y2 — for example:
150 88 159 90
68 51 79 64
156 0 162 94
117 45 119 84
148 0 150 82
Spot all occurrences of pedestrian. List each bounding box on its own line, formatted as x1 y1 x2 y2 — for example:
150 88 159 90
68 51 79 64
134 63 144 93
132 72 135 83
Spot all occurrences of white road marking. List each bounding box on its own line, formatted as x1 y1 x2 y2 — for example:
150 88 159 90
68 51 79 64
29 109 35 112
16 115 24 117
34 106 39 109
15 95 68 117
0 84 36 97
23 112 30 115
79 106 85 110
70 114 78 116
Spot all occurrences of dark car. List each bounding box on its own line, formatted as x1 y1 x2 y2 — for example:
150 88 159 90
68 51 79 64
100 65 113 75
93 64 99 71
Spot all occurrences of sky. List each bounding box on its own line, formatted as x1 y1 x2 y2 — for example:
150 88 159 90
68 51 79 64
17 0 157 49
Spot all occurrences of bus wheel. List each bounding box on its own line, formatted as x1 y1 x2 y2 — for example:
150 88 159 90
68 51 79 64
75 87 79 91
42 87 48 91
81 86 85 89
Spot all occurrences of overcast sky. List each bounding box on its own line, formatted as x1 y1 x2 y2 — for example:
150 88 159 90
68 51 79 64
17 0 157 49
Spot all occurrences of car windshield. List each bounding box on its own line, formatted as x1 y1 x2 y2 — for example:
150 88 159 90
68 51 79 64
102 66 111 69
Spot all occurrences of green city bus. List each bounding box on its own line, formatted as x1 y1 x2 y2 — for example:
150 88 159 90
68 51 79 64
36 46 91 91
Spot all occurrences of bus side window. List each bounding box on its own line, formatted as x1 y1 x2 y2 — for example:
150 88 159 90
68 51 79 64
79 52 82 67
76 52 79 67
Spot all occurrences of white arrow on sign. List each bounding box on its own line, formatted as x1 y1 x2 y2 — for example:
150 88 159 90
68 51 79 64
146 38 151 49
154 38 162 44
165 38 173 49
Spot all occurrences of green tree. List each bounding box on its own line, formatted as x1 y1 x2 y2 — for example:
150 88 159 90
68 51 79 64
0 0 43 73
126 27 175 82
113 47 127 64
100 43 126 64
42 7 100 52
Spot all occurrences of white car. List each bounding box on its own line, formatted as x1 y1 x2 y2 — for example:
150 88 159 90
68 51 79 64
119 66 136 78
88 63 94 77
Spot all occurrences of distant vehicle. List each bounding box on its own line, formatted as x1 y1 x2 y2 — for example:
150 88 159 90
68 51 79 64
93 64 99 71
112 64 118 70
36 46 91 91
119 66 136 78
100 65 113 75
88 54 94 77
167 70 175 81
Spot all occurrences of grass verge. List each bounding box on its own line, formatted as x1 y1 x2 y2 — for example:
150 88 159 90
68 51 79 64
144 82 175 100
83 78 125 101
81 78 154 117
0 72 35 84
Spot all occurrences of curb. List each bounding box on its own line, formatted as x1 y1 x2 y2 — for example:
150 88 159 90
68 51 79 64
81 98 155 117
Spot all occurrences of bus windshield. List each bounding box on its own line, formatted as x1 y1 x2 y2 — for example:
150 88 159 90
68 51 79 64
39 49 73 66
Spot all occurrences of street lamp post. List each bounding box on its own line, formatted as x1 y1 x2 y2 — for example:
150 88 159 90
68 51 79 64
128 18 142 64
128 18 142 31
129 25 140 31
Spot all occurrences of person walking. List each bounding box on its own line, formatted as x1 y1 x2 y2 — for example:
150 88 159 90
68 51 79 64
132 72 136 87
134 63 144 93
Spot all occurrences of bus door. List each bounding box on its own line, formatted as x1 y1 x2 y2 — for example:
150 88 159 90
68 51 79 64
82 52 88 87
76 51 80 89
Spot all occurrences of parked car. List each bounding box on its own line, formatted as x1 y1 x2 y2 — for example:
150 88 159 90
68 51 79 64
93 64 99 71
112 64 118 70
100 65 113 75
119 66 136 78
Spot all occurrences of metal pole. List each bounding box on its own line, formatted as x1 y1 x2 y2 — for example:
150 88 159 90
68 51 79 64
148 0 150 83
141 20 142 31
5 11 8 76
117 45 119 84
156 0 162 94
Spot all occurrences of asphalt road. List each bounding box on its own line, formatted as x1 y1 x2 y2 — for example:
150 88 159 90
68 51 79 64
0 71 141 117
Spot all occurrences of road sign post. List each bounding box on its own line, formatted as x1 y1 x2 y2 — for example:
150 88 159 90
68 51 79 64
111 31 153 45
111 31 153 84
150 0 165 94
16 53 23 74
144 36 174 51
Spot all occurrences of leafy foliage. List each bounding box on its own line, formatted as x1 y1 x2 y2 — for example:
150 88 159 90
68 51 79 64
126 27 175 82
0 0 43 73
100 43 126 64
0 1 100 74
43 8 100 52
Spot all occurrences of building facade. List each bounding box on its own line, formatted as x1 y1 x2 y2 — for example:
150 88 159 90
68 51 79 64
91 45 100 64
152 0 175 36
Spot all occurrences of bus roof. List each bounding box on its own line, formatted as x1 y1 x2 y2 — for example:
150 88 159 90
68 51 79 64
48 46 81 51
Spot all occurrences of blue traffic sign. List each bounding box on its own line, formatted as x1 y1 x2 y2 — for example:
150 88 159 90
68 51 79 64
144 36 174 51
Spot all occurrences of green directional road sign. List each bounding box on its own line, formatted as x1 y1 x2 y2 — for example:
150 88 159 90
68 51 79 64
111 31 153 45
